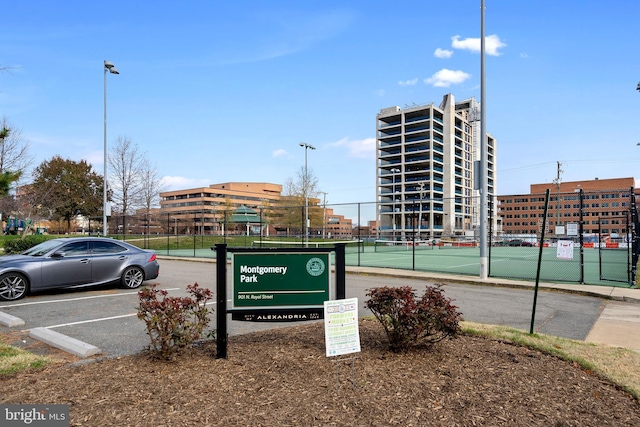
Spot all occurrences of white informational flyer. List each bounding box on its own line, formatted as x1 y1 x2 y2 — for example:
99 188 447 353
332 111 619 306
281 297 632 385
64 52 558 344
323 298 361 357
557 240 574 260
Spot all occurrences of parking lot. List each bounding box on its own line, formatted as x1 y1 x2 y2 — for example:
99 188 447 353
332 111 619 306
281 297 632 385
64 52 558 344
0 258 607 359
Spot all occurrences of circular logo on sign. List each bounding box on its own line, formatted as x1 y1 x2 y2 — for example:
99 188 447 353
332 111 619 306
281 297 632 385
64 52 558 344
306 257 325 276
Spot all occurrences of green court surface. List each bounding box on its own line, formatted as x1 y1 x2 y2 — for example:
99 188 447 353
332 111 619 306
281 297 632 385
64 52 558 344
158 244 633 288
345 245 629 287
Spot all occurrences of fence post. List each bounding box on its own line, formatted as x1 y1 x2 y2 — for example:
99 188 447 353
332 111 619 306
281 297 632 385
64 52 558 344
412 202 416 270
488 198 493 277
579 189 585 283
166 213 170 255
357 203 361 266
335 243 346 300
530 189 550 334
215 244 228 359
632 189 639 286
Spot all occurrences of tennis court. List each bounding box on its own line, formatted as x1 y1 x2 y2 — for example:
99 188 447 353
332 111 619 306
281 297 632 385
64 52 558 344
161 240 632 288
345 243 629 287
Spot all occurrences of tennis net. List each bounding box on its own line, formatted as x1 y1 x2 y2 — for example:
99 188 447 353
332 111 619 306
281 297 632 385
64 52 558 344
251 240 362 251
373 240 434 252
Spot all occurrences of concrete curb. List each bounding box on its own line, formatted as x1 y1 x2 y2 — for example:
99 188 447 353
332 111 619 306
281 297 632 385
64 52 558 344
29 327 101 358
0 311 25 327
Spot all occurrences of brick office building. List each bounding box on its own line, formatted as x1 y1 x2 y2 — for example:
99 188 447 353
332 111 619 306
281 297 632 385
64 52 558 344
160 182 329 237
497 177 637 239
160 182 283 235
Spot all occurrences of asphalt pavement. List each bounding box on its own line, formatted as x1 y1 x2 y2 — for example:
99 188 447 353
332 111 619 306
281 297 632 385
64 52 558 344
0 257 638 359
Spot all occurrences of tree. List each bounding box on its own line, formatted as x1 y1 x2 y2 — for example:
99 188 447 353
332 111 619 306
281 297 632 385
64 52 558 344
0 118 31 173
31 156 103 231
220 196 235 236
0 117 33 197
274 194 305 236
272 168 323 236
289 166 319 203
108 135 145 218
137 159 166 234
138 158 165 214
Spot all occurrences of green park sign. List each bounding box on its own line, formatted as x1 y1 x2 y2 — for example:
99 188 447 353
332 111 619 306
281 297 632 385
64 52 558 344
231 252 332 309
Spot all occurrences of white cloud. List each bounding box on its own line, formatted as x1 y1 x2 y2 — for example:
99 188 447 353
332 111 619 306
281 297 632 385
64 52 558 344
327 137 375 159
161 176 211 191
451 34 506 56
434 48 453 58
425 69 471 88
272 148 288 157
375 89 385 97
398 78 418 86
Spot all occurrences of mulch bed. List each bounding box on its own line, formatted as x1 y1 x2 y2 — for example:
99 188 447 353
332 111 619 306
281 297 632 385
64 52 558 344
2 319 639 426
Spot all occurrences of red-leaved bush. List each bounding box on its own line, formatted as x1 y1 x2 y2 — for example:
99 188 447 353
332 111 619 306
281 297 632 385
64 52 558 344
365 283 462 352
137 283 213 360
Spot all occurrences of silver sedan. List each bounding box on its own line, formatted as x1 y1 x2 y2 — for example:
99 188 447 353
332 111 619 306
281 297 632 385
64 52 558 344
0 237 160 301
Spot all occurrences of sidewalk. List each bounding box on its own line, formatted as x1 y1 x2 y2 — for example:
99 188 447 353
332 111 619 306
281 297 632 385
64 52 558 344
346 265 640 352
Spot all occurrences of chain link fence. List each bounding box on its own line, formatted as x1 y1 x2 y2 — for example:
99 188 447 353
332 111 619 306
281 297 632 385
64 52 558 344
89 190 636 287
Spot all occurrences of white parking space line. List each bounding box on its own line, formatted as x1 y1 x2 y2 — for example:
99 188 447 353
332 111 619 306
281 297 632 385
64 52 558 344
42 313 140 330
25 299 224 331
0 288 181 308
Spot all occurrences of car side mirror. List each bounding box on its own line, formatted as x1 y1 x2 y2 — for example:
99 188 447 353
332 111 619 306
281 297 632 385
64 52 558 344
51 251 66 259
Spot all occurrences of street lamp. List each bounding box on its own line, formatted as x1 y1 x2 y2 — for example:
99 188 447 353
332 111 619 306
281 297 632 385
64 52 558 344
103 60 119 236
299 142 316 247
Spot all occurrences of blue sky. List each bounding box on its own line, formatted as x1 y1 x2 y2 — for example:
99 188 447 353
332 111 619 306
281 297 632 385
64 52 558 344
2 1 640 223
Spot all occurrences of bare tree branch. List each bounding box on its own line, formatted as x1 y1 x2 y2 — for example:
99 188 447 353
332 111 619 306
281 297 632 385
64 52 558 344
108 135 145 216
0 116 33 178
139 158 166 214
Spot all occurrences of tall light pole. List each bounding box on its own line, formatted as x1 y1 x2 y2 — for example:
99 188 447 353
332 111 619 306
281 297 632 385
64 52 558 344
299 142 316 247
103 60 119 236
479 0 488 279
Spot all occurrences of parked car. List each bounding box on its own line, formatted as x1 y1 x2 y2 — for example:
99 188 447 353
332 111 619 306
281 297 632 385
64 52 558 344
0 237 159 301
508 239 534 247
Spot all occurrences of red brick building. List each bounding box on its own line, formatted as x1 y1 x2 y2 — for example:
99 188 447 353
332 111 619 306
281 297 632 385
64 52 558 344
497 177 636 238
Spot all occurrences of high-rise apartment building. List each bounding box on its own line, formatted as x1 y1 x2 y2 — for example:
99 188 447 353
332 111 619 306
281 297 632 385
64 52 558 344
376 93 497 240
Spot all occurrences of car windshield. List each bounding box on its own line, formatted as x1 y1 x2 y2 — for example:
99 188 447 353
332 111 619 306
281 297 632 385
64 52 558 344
21 240 64 257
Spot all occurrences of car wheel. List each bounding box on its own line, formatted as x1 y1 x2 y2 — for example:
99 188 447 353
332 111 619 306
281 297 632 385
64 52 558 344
120 266 145 289
0 272 29 301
